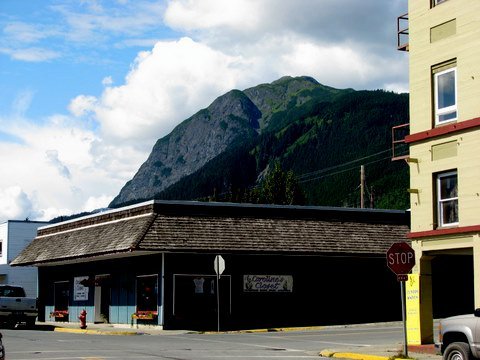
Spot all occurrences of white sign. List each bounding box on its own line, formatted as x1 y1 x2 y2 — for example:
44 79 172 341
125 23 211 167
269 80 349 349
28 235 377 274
193 277 205 294
74 276 89 301
243 275 293 292
214 255 225 275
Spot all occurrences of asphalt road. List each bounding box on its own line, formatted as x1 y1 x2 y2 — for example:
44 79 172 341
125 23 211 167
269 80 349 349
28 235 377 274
2 323 406 360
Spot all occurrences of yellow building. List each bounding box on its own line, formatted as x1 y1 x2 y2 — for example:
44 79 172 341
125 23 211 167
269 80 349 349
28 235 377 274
397 0 480 345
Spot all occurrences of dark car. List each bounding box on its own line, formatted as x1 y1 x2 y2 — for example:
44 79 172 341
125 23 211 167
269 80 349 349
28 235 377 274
0 333 5 360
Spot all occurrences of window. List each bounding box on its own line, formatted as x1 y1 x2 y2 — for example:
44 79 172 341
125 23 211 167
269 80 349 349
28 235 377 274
432 0 448 7
136 275 158 312
0 286 26 297
434 66 457 124
436 171 458 227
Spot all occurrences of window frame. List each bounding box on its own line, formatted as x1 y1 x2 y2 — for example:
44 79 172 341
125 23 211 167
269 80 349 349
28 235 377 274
434 67 457 125
432 0 448 7
135 274 158 313
436 170 459 227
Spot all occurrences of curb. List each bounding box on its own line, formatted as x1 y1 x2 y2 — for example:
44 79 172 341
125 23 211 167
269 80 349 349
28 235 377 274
319 350 412 360
54 327 139 336
319 350 389 360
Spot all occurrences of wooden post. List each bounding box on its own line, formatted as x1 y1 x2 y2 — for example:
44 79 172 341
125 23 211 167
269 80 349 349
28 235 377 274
360 165 365 208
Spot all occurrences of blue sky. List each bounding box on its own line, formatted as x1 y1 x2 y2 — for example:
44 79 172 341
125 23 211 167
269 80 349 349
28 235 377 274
0 0 408 222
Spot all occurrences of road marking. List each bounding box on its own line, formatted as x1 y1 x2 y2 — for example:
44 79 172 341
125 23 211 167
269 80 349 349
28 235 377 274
207 356 320 358
166 334 306 352
8 354 321 360
242 333 373 347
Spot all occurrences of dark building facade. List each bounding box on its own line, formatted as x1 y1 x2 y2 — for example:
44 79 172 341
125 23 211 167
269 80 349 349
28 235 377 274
12 201 409 330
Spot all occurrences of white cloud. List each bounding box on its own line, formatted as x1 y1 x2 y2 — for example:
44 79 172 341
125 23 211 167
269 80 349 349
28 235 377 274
3 23 50 44
0 47 60 62
74 37 246 148
0 186 38 221
385 82 409 94
12 90 35 117
45 149 72 179
52 1 166 43
69 95 97 117
83 195 113 212
164 0 262 33
102 76 114 86
0 112 132 223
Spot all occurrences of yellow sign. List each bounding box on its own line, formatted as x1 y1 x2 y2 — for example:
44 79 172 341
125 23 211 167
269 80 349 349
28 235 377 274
406 274 421 345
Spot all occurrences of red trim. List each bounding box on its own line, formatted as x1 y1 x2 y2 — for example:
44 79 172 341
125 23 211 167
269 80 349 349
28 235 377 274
408 225 480 239
405 117 480 144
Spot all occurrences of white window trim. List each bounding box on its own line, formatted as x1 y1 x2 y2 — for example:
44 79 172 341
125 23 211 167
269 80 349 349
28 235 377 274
434 67 457 125
437 171 458 227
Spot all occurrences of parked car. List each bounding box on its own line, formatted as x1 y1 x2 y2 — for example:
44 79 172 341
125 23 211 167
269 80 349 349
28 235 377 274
0 285 37 328
0 333 4 360
437 309 480 360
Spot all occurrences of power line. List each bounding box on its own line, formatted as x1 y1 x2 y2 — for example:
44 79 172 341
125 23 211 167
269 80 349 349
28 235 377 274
297 154 394 184
296 148 393 180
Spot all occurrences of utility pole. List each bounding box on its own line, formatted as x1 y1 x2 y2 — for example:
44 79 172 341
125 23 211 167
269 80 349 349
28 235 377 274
360 165 365 208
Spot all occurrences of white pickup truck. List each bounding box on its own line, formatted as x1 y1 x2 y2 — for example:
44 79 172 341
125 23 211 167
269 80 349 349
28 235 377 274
0 285 37 328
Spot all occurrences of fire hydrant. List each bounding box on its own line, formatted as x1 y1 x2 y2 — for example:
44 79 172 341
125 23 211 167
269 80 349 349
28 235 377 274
78 309 87 329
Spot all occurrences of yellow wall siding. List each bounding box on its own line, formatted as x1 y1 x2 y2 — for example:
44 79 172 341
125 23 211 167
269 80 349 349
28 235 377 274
409 128 480 232
407 0 480 343
409 0 480 134
408 0 480 233
457 131 480 225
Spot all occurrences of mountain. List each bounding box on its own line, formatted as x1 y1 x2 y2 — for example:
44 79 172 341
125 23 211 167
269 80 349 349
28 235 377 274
110 76 409 210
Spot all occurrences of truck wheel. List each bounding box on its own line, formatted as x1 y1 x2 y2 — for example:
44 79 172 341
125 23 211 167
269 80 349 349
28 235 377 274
444 342 473 360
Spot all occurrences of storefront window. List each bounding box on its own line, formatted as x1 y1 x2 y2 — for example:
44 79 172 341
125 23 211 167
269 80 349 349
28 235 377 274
136 275 158 312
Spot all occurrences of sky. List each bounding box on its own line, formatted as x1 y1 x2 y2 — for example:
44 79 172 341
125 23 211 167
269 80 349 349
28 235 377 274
0 0 408 223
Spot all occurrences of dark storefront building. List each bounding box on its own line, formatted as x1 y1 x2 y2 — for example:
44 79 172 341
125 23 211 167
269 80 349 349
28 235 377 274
12 201 409 330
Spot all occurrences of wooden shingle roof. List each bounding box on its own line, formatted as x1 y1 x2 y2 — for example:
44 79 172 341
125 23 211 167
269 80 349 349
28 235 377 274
140 215 408 254
11 214 155 266
11 200 409 266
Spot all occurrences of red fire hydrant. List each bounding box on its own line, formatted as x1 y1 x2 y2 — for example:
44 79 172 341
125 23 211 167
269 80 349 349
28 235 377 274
78 309 87 329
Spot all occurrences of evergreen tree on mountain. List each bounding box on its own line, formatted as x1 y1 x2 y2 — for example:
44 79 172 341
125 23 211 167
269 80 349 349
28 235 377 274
259 162 305 205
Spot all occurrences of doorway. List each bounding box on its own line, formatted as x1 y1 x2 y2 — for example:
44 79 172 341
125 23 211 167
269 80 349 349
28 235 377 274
54 281 69 322
94 274 111 323
432 254 473 318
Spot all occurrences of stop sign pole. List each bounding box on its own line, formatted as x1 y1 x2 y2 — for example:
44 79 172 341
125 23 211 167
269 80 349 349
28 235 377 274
386 242 415 357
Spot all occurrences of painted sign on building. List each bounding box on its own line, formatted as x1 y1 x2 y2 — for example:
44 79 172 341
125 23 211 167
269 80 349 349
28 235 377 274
243 275 293 292
73 276 89 301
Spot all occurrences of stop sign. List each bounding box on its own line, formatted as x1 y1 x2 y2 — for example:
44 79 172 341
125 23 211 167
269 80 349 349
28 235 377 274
386 242 415 275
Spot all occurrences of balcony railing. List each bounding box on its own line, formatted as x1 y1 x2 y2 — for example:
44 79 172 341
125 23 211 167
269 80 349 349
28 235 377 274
397 13 409 51
392 123 410 161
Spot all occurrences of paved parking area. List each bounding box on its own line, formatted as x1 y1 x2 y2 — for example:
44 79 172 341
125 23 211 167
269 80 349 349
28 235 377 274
0 322 440 360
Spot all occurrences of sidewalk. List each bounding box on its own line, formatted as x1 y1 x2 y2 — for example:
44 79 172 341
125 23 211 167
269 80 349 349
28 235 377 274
39 321 190 336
